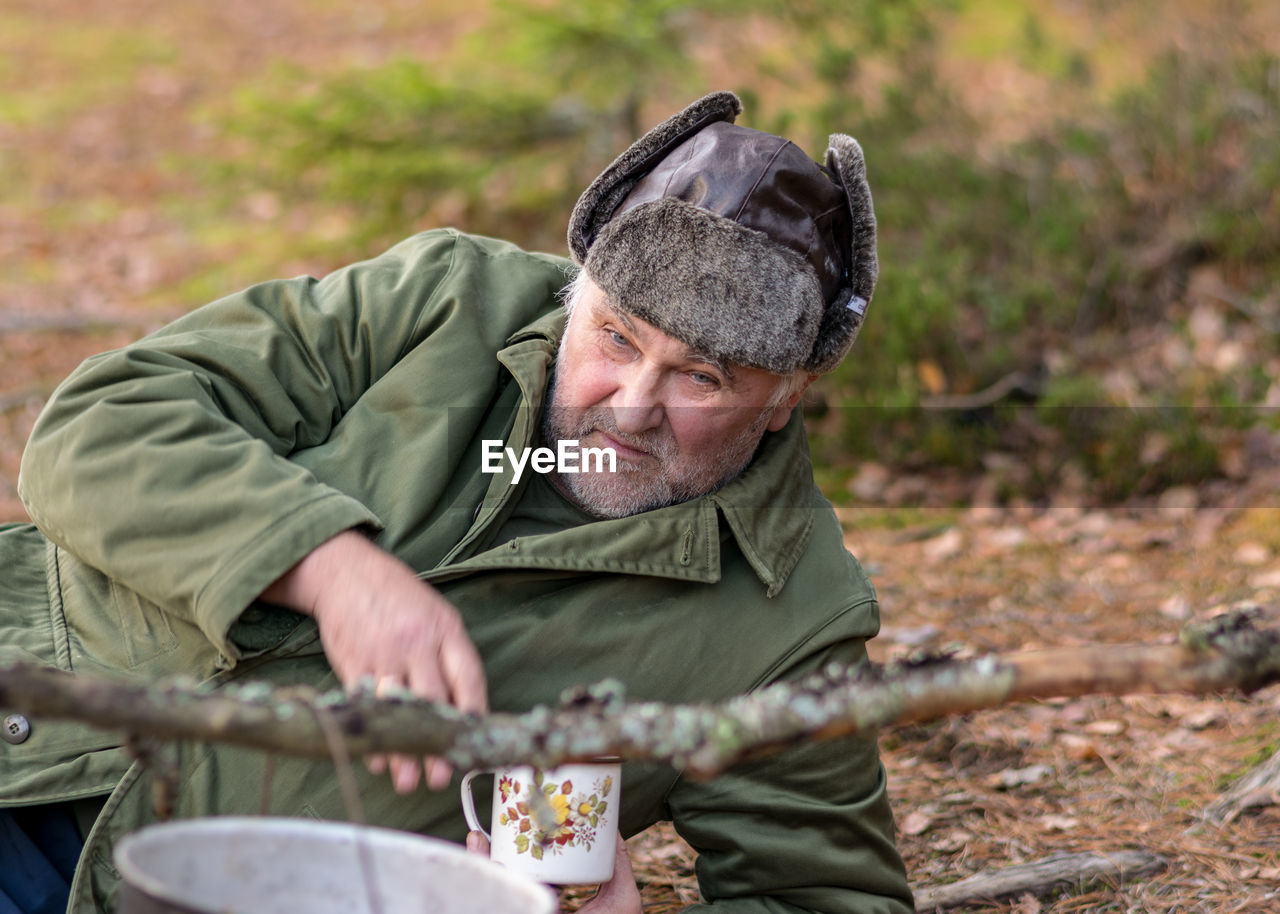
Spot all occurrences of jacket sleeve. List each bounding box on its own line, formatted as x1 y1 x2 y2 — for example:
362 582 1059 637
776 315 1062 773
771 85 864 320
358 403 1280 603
17 230 467 662
664 636 915 914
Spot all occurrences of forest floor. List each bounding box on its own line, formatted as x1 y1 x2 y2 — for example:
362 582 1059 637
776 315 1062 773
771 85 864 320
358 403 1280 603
613 487 1280 913
3 2 1280 911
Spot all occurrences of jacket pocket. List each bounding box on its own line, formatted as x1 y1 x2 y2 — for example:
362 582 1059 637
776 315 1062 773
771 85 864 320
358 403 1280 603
55 545 187 676
107 578 180 669
0 524 63 668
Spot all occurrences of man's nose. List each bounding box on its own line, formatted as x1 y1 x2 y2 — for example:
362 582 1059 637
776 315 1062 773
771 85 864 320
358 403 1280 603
611 366 665 435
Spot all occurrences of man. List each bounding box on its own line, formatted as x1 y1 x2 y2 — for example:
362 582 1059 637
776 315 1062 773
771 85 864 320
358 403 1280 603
0 92 912 913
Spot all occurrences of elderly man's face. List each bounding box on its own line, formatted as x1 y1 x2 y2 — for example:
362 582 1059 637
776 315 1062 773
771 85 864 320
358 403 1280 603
543 278 809 518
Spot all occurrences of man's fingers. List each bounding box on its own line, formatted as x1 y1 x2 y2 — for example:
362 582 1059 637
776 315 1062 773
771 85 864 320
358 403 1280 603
578 833 642 914
437 618 489 715
466 830 490 856
331 585 490 795
368 676 427 792
390 754 421 793
424 755 453 792
603 834 636 889
365 675 401 783
377 668 457 793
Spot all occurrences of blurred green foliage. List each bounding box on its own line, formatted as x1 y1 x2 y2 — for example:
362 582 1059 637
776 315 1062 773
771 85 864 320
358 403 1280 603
209 0 1279 502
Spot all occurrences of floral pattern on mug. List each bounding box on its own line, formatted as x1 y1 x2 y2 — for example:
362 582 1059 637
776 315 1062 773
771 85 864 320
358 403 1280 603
497 772 613 861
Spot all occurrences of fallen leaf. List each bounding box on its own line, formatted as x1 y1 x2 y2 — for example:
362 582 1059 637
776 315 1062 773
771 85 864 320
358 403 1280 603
917 360 946 395
848 462 891 502
1059 702 1091 724
1234 542 1271 565
989 764 1054 790
880 624 939 647
976 527 1029 556
1158 485 1198 515
1057 733 1102 761
923 528 965 562
1159 594 1192 620
1250 568 1280 589
1039 814 1079 831
1084 719 1128 736
1010 893 1043 914
900 811 933 836
1182 707 1224 731
929 828 971 853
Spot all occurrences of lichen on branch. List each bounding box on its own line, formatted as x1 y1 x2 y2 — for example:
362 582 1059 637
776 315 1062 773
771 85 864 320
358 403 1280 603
1 609 1277 778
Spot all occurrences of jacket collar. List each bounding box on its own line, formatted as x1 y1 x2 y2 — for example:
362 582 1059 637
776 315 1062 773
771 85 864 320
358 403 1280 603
428 310 815 597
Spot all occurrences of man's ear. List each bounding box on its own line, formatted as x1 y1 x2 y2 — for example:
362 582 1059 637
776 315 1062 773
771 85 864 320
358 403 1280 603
765 375 818 432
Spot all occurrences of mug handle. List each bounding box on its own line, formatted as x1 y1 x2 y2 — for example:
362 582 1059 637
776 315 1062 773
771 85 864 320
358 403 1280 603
459 770 490 841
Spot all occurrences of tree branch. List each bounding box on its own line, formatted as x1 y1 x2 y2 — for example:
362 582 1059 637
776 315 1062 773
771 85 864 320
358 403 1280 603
0 310 181 334
913 850 1169 911
1203 746 1280 823
1 610 1277 778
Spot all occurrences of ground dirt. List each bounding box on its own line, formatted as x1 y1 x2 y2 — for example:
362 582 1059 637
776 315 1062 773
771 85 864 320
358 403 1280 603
611 487 1280 913
3 2 1279 912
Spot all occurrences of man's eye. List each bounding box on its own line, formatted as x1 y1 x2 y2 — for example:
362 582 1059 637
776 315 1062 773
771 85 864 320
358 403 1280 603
688 371 719 388
607 330 630 348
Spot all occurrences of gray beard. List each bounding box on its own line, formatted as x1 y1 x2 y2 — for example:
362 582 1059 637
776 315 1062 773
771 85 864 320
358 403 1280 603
539 372 771 519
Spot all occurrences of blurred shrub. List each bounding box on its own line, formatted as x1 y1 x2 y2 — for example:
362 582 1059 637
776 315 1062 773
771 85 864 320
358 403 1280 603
815 25 1279 498
215 66 599 249
208 0 1278 502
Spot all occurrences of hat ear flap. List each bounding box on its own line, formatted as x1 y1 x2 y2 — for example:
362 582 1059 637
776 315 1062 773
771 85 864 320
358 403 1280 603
805 134 879 373
567 91 743 265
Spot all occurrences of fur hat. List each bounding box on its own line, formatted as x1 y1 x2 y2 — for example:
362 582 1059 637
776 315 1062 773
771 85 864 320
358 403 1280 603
567 91 877 375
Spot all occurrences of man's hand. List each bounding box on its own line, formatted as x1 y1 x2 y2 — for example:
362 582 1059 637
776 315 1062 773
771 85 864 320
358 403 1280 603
466 830 643 914
576 836 643 914
261 529 488 791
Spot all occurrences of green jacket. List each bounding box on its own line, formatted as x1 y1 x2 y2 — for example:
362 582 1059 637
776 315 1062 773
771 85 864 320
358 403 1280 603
4 230 912 913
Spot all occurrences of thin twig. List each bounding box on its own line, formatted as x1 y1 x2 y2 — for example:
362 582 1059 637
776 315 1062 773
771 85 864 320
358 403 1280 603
918 371 1041 410
310 695 383 914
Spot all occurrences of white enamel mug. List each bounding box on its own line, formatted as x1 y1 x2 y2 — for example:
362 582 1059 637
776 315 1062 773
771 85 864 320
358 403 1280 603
460 760 621 885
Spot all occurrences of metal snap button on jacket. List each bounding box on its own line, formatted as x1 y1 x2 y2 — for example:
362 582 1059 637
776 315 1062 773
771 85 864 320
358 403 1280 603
2 713 30 744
